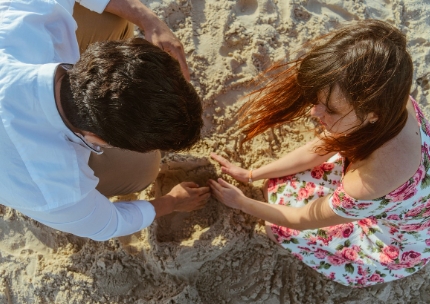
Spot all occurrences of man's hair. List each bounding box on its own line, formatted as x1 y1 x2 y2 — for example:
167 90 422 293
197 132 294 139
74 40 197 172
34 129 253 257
240 20 413 162
60 38 202 153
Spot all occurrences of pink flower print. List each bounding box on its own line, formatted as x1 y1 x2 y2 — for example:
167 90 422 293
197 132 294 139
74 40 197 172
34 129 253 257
422 220 430 229
282 175 295 182
326 272 336 280
385 204 398 213
292 253 303 261
358 265 367 276
297 188 309 200
368 216 378 224
305 182 316 190
271 185 279 193
400 251 422 267
358 217 375 228
379 253 393 265
290 180 298 189
400 223 423 232
425 123 430 137
423 142 430 157
306 236 318 245
386 179 418 202
341 247 358 261
389 226 399 234
279 197 285 206
305 182 316 196
369 273 384 283
327 254 347 266
272 225 300 242
351 245 361 252
413 164 425 185
383 245 400 260
298 246 311 252
317 235 333 246
356 202 372 209
327 226 342 238
311 167 324 179
405 204 426 218
331 193 341 208
387 214 401 221
379 245 400 265
341 195 355 209
387 263 407 270
422 210 430 218
356 277 368 286
267 179 277 192
364 215 378 226
426 239 430 246
321 163 335 171
317 191 325 197
341 223 354 238
357 217 377 234
314 248 329 259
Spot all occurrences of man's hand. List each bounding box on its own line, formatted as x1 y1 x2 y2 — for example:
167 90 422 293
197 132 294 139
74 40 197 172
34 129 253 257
141 14 190 81
105 0 190 81
150 182 210 218
167 182 210 212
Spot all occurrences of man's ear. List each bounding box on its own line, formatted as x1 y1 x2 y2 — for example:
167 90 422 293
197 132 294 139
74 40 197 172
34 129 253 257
81 131 109 146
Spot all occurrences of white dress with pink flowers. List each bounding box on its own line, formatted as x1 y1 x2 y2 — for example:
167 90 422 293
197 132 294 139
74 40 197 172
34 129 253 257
268 98 430 287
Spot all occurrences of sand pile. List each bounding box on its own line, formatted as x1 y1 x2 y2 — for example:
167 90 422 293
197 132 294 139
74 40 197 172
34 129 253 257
1 0 430 303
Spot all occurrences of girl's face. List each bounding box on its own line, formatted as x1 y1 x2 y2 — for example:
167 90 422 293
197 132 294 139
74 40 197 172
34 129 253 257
310 85 375 135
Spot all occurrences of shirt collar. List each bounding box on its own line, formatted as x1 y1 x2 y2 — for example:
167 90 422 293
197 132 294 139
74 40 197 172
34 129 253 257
58 64 103 155
38 63 103 155
72 132 103 154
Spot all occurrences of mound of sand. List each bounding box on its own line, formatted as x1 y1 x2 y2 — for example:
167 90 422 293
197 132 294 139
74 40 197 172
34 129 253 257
1 0 430 303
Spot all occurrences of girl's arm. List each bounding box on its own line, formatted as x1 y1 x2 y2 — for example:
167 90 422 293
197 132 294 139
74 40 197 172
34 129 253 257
209 178 353 230
211 137 336 183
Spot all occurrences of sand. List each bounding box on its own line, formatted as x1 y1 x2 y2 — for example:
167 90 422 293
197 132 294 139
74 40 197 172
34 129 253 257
1 0 430 303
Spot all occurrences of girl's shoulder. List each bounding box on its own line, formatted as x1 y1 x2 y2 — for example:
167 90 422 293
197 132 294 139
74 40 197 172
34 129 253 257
342 98 424 201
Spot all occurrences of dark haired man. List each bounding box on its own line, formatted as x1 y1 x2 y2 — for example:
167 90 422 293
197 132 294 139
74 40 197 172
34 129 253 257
0 0 209 241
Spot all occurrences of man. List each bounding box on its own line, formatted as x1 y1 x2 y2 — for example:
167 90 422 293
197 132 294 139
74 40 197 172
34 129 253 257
0 0 210 241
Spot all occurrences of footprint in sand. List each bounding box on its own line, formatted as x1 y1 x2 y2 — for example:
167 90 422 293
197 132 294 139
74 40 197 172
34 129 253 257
234 0 259 16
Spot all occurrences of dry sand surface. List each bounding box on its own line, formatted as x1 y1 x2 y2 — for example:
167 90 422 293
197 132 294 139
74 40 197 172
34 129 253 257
1 0 430 303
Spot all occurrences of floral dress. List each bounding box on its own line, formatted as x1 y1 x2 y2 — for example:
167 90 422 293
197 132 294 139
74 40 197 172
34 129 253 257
268 97 430 287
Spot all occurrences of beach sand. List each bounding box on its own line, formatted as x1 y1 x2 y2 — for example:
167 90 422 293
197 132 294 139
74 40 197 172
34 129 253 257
1 0 430 303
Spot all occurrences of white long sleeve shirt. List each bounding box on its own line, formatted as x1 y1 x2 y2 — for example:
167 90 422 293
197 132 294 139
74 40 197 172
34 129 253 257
0 0 156 241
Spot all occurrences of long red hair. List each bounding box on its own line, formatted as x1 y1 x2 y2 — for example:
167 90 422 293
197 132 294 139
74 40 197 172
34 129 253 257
239 20 413 163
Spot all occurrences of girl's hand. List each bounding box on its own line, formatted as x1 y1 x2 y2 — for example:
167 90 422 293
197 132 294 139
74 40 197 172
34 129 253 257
210 152 250 183
208 178 245 210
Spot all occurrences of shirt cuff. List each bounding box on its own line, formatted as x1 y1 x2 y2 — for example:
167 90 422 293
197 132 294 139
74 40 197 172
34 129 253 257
75 0 110 14
134 200 156 230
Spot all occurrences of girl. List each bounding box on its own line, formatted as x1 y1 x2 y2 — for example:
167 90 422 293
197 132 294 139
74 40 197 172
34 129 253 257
209 20 430 287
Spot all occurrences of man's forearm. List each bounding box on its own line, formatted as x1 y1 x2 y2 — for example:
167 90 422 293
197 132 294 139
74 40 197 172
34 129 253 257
103 0 190 80
149 195 175 219
105 0 157 30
